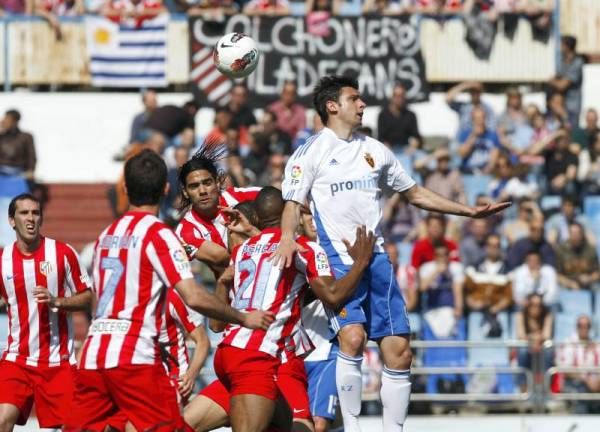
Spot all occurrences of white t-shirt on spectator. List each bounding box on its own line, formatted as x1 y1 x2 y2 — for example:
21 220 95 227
511 264 558 306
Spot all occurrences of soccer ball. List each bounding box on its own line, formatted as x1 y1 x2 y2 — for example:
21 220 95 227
213 33 260 79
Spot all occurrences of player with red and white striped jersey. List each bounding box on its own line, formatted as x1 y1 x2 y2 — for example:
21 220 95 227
159 288 210 405
175 146 260 276
0 193 93 430
208 187 374 432
65 150 274 432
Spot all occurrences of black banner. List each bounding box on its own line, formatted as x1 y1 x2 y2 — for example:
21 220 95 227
189 15 429 107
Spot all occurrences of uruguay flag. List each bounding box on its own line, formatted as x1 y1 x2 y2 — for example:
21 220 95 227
86 15 168 88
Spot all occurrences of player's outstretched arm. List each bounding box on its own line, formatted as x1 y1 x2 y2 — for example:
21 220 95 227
310 226 375 310
179 325 210 400
33 287 93 312
209 266 234 333
175 278 275 330
271 200 305 268
403 184 511 218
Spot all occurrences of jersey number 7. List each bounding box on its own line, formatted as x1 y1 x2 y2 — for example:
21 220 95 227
96 257 124 318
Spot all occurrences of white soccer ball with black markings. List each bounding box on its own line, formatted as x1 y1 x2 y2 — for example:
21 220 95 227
213 33 260 79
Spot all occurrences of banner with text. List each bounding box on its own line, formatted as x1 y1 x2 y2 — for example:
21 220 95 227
189 15 429 107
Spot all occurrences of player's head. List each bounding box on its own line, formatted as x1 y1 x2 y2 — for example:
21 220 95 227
8 193 43 244
255 186 284 229
178 145 227 214
234 200 259 228
124 149 168 208
298 204 317 241
313 75 365 128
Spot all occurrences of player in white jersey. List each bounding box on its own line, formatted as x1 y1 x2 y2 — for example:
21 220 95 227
275 75 510 432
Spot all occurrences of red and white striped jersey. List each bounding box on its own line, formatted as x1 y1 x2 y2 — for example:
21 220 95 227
220 227 333 358
158 288 204 378
176 187 260 259
80 211 193 370
0 237 91 367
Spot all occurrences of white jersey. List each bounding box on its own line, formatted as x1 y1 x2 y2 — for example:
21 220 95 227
302 299 333 362
282 127 415 265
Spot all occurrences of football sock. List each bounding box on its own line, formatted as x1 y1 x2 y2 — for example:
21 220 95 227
380 366 411 432
336 351 363 432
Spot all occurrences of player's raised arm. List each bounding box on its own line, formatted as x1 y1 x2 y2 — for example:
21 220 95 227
34 287 93 312
272 200 304 269
308 226 375 310
402 184 511 218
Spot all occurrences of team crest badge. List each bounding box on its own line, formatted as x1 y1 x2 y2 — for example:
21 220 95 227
39 261 54 275
339 308 348 319
364 153 375 168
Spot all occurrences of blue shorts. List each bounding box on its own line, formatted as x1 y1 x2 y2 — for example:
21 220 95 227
305 355 338 420
326 252 411 340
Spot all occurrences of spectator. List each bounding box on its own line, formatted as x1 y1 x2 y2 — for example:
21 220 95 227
385 242 418 312
227 83 256 129
417 0 462 15
243 0 289 16
578 131 600 194
252 110 292 156
506 217 555 271
306 0 340 14
0 0 32 13
419 243 464 324
419 147 467 204
411 213 460 269
487 153 538 201
101 0 166 26
545 195 594 246
497 87 534 156
572 108 599 150
556 222 600 291
446 81 496 137
549 35 584 128
0 109 37 180
114 130 166 216
185 0 239 15
293 112 323 152
460 219 489 268
362 0 413 14
266 81 306 140
382 193 421 244
457 106 501 174
224 150 250 188
242 132 269 182
377 83 421 154
205 107 233 146
256 153 286 188
511 251 559 308
35 0 84 39
527 128 578 195
515 293 554 388
144 99 198 142
0 109 36 181
555 315 600 414
545 92 569 132
130 89 158 144
501 198 541 245
464 233 512 314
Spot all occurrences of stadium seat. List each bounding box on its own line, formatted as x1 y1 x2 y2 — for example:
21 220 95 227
397 242 414 266
554 313 578 342
467 312 514 395
540 195 561 213
422 317 467 394
583 196 600 220
558 290 593 316
462 175 492 206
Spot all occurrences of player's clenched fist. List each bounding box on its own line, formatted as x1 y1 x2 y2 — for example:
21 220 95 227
242 310 276 330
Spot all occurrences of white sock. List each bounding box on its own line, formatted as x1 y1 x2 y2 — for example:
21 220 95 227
381 366 411 432
336 351 363 432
